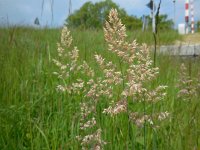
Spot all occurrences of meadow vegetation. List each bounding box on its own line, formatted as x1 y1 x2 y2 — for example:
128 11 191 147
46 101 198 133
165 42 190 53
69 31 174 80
0 10 199 150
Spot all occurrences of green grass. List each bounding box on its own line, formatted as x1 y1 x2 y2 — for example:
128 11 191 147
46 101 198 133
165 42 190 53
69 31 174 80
0 27 199 150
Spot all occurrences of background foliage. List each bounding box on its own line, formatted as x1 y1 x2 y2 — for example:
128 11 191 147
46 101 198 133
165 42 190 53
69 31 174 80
66 0 174 31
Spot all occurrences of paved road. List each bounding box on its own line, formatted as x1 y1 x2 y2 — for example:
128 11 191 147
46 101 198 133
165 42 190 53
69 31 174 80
159 44 200 56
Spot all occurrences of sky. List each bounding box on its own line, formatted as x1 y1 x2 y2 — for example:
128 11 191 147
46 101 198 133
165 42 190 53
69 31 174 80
0 0 200 28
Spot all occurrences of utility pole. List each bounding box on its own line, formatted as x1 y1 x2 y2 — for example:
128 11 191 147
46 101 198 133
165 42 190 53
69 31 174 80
190 0 194 33
185 0 189 34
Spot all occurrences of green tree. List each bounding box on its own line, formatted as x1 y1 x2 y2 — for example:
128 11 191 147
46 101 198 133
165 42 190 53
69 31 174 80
66 2 94 28
66 0 142 30
147 14 174 31
157 14 174 30
123 15 142 30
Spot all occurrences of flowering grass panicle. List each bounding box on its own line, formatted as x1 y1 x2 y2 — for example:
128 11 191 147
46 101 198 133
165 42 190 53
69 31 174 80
104 9 136 63
53 27 103 149
129 111 169 128
53 27 94 95
94 54 122 85
101 9 168 128
103 99 127 116
197 72 200 95
177 63 197 100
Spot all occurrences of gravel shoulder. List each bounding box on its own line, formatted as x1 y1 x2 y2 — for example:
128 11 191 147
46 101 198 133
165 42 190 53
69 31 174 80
175 33 200 45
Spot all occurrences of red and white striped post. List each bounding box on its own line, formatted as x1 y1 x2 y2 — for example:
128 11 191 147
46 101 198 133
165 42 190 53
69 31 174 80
185 0 189 34
190 0 195 34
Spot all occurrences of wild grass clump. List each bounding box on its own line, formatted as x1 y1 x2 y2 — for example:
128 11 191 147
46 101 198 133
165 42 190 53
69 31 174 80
53 9 170 149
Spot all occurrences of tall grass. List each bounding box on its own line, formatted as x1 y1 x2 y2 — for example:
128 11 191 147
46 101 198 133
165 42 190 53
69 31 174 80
0 25 199 150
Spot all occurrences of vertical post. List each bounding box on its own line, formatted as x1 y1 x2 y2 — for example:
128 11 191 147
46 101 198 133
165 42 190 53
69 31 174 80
185 0 189 34
142 15 145 32
152 0 156 67
152 0 156 33
146 17 149 30
68 0 72 17
190 0 195 34
173 0 176 29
